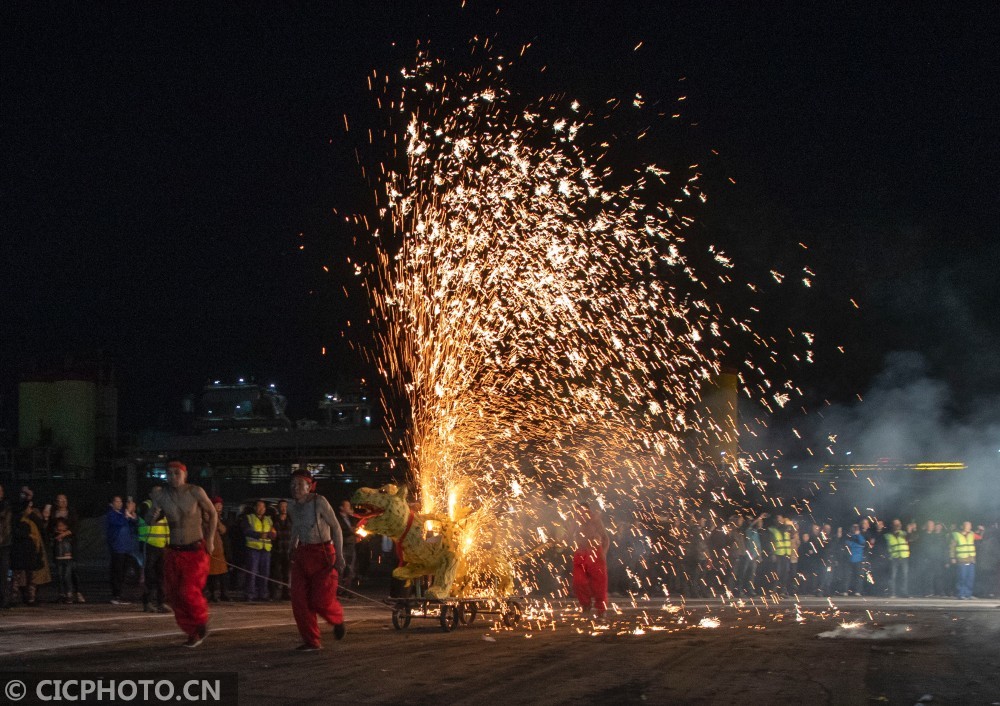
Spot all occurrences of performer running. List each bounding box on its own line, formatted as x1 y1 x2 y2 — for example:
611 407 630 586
572 501 610 618
288 469 346 651
148 460 217 648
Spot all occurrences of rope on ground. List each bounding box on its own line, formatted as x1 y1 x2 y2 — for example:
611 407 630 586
222 560 394 610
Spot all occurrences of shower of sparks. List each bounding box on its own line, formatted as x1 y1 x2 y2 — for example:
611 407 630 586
362 49 810 597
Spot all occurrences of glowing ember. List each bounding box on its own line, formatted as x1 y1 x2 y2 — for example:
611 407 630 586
698 617 721 629
363 46 811 596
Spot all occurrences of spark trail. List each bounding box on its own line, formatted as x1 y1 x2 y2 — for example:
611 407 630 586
363 51 804 595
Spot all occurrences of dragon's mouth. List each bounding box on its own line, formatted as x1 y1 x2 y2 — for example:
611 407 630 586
352 504 384 528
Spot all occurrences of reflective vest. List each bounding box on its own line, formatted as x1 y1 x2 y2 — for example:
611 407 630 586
952 532 976 561
245 515 274 551
138 518 170 548
769 526 791 557
885 531 910 559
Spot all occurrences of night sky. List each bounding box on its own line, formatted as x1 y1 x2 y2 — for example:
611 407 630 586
3 2 998 435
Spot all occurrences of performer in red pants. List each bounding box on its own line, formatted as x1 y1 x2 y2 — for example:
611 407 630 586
148 460 218 647
287 470 346 650
572 501 610 618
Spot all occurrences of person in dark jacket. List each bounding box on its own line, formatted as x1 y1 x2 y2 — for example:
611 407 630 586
844 524 867 596
11 487 49 605
105 495 138 604
0 484 12 609
48 493 84 603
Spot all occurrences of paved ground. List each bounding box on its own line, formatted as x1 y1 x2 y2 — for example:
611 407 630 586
3 592 999 706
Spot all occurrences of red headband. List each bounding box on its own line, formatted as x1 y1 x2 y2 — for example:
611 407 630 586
291 470 316 487
167 461 187 473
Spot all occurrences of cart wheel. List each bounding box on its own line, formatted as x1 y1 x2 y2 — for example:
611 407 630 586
392 602 412 630
501 602 522 627
439 604 459 632
458 602 478 625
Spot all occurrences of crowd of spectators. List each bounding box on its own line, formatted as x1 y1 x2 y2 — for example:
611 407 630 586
649 512 1000 600
3 481 996 608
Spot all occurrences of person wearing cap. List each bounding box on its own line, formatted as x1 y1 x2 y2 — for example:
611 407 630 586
206 497 230 602
287 470 346 650
571 501 610 618
148 460 218 648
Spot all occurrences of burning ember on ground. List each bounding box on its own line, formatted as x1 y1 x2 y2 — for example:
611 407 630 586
357 44 814 597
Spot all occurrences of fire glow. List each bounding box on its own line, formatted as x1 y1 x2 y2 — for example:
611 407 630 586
363 46 812 596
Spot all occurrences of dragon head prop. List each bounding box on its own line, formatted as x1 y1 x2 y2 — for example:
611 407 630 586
351 484 412 539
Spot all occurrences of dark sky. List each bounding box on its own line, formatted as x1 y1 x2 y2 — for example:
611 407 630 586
3 2 998 433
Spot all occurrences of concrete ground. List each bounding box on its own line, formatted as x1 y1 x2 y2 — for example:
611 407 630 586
2 591 999 706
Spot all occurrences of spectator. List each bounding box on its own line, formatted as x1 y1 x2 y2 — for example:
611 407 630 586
884 519 911 598
767 514 794 597
11 488 50 606
48 493 84 603
950 521 980 600
241 500 276 601
0 484 12 609
138 498 170 613
207 497 230 602
798 525 822 595
51 518 76 604
336 500 358 594
724 515 747 594
910 520 937 596
738 513 766 596
843 523 867 596
105 495 138 605
270 499 292 601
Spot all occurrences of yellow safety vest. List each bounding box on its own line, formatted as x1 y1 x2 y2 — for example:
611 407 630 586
952 532 976 561
139 518 170 549
769 526 791 557
885 531 909 559
245 515 273 552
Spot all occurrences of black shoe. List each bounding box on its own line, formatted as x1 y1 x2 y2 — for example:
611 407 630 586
334 623 346 640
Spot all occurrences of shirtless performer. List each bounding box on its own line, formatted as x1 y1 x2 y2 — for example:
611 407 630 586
571 501 610 618
148 460 218 647
287 469 346 651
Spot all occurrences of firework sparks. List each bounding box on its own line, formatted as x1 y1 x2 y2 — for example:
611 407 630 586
363 48 809 597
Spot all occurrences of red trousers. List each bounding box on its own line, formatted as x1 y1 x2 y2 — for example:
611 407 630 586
291 543 344 647
163 544 210 637
573 548 608 614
